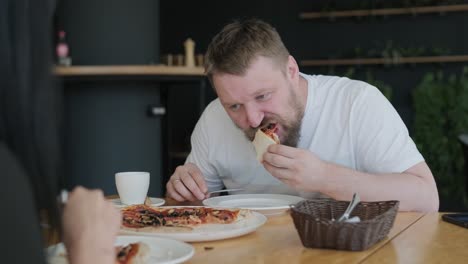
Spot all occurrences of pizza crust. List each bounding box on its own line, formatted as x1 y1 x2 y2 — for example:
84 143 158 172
128 242 149 264
121 225 193 233
236 209 251 221
252 129 278 162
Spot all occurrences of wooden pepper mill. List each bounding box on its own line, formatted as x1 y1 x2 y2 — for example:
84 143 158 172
184 38 195 67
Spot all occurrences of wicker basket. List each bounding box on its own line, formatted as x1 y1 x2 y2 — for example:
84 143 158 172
290 199 399 251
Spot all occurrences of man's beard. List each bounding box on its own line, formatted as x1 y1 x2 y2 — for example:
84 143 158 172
242 85 304 147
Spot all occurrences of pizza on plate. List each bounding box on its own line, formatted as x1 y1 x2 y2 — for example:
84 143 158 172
120 205 249 232
115 242 149 264
47 242 150 264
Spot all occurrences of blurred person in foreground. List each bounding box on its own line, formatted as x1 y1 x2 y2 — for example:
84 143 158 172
166 19 439 212
0 0 121 263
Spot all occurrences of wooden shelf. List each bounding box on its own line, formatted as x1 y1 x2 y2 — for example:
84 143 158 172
54 65 205 77
300 54 468 67
299 4 468 19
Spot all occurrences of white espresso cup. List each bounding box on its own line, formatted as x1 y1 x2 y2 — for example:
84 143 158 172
115 171 150 205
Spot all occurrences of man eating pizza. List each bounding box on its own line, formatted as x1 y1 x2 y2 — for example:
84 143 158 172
166 19 439 212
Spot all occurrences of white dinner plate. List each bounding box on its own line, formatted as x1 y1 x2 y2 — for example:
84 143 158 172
109 197 165 207
119 207 267 242
203 194 304 216
47 235 194 264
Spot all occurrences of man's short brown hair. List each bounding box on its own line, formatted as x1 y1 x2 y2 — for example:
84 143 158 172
204 19 290 82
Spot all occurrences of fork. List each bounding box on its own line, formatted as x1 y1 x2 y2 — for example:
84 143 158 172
337 193 360 222
207 188 244 195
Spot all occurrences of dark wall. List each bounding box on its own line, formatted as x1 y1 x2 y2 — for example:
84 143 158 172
57 0 160 65
160 0 468 132
63 83 163 196
56 0 164 196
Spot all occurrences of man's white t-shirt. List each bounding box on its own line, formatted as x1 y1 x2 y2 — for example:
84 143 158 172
186 73 424 199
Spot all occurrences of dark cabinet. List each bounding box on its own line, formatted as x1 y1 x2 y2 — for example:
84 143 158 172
64 82 164 196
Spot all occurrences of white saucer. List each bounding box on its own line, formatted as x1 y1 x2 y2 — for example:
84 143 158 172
110 197 165 207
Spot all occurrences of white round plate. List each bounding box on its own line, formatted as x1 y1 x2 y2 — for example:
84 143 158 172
203 194 304 216
119 207 267 242
47 235 194 264
109 197 165 207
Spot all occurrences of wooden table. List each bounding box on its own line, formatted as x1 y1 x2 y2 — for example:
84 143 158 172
103 197 468 263
362 213 468 264
184 212 423 264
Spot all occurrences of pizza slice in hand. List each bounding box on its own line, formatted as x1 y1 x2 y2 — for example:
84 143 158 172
252 123 280 162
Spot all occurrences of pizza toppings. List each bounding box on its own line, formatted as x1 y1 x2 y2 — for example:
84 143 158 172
252 123 280 162
121 205 243 229
116 243 140 264
260 123 280 144
115 242 150 264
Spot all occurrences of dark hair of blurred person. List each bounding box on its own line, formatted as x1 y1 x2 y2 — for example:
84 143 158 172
0 0 63 261
1 0 122 262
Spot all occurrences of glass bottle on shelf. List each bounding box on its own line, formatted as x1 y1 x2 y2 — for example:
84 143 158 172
56 30 72 66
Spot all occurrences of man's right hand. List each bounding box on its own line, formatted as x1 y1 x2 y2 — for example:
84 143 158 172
166 162 208 201
62 186 121 264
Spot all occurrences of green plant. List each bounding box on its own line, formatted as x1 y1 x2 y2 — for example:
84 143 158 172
413 68 468 210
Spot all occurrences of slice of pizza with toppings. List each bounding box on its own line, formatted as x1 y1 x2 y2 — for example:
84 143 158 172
253 123 280 162
261 123 280 144
115 242 150 264
120 205 249 231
